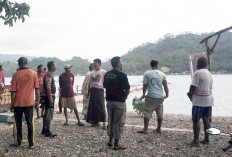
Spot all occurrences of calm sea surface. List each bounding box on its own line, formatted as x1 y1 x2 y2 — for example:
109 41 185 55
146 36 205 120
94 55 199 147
5 74 232 116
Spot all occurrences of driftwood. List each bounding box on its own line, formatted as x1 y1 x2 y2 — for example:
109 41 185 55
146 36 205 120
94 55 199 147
200 26 232 72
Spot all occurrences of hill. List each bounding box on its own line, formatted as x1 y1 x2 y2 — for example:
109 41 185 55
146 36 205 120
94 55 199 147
1 32 232 77
0 53 35 63
102 32 232 74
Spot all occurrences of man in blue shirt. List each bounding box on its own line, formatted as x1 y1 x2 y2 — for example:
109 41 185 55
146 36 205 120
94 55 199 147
138 60 169 134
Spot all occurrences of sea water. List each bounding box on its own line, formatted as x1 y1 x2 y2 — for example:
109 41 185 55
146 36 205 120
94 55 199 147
5 74 232 116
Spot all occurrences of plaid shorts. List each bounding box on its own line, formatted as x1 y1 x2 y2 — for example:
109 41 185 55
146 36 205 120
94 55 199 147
143 96 163 119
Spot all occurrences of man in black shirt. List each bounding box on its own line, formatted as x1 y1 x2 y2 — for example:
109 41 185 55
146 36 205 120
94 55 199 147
103 56 130 150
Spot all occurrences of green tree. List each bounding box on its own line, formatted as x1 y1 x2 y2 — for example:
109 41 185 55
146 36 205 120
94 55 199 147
0 0 30 26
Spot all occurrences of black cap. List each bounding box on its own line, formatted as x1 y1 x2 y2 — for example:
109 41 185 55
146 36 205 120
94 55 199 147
17 57 28 65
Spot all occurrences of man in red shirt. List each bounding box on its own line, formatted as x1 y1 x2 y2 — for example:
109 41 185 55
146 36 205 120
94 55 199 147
59 64 84 126
36 64 45 118
10 57 40 149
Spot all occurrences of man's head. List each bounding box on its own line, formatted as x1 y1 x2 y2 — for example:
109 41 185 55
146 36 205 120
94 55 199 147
0 65 3 71
89 63 94 71
64 64 72 73
150 60 159 69
111 56 122 71
17 57 28 68
93 58 101 70
47 61 56 72
197 56 208 70
37 64 44 73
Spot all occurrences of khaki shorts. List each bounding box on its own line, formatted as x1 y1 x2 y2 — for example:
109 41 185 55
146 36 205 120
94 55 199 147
143 96 163 119
61 97 76 109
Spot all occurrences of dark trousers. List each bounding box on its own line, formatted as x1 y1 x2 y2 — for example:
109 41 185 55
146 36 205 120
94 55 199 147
13 106 34 147
58 97 62 112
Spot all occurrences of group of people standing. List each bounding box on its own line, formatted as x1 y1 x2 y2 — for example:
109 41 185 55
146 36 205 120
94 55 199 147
7 55 213 150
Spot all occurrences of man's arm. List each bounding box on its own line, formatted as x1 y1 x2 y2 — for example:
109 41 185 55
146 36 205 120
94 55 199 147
141 84 148 100
45 74 53 105
162 80 169 99
35 88 40 109
10 92 16 112
187 85 196 101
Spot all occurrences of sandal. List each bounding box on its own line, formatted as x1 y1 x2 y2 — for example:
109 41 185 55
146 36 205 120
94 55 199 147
137 130 148 134
29 145 37 149
107 141 113 147
77 122 85 126
114 144 127 150
63 122 69 126
10 143 21 147
188 141 200 147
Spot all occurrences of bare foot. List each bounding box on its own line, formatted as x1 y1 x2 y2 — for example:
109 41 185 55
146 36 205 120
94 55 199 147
153 128 161 134
200 140 210 145
188 140 200 147
114 144 127 150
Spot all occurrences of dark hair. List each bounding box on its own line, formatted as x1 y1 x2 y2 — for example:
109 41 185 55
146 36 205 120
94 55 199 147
0 65 3 68
197 56 208 69
47 61 55 70
150 60 158 67
93 58 101 65
111 56 121 68
89 63 94 71
17 57 28 66
37 64 43 71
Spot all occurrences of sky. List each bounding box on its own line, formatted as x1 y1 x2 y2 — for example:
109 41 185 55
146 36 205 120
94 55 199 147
0 0 231 61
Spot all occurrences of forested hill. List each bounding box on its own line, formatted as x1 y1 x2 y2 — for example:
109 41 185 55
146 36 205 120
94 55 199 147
102 32 232 74
1 32 232 77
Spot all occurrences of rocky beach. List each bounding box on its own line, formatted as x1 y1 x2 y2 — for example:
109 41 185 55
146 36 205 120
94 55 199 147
0 112 232 157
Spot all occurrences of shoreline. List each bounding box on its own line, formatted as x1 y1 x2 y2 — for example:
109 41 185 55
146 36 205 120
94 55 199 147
1 112 232 156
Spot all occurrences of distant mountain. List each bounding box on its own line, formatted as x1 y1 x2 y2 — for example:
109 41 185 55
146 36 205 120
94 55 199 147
0 53 35 63
1 32 232 77
102 32 232 74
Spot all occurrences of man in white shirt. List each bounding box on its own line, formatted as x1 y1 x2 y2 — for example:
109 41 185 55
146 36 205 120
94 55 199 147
137 60 169 134
187 56 214 147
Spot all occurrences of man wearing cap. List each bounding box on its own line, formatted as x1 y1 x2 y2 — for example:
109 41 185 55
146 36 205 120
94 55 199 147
10 57 40 149
59 64 84 126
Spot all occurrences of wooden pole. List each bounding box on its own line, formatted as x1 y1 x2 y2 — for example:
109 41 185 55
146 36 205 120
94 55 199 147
205 40 212 72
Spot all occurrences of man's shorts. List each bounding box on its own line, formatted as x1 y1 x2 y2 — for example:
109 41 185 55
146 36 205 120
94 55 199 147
61 97 76 109
192 106 212 122
143 96 164 119
44 108 54 121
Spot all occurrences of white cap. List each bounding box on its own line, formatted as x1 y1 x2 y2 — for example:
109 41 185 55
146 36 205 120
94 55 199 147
64 64 73 69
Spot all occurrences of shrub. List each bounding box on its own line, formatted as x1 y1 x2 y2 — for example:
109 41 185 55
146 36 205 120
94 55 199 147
132 97 145 115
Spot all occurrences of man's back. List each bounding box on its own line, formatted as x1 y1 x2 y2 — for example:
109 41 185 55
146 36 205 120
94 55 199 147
143 70 166 98
10 68 39 107
104 69 130 102
191 69 214 107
